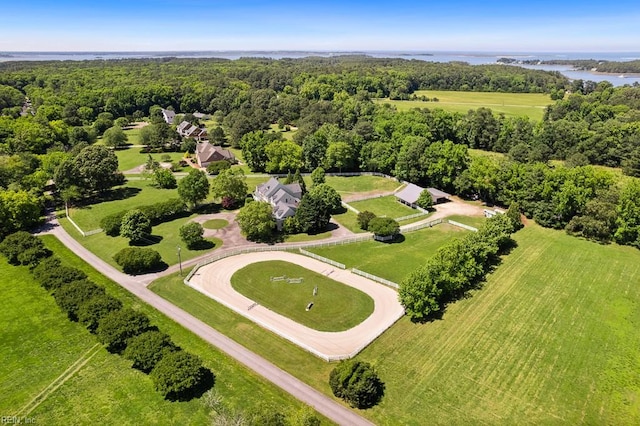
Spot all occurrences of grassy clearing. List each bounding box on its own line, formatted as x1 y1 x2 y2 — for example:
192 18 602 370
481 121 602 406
359 224 640 424
59 215 222 269
284 231 332 243
309 223 467 283
332 209 366 234
446 214 487 229
469 148 507 160
1 237 320 425
321 175 401 195
123 127 143 145
203 219 229 230
374 90 552 121
67 180 180 230
269 123 297 140
115 148 188 172
231 261 374 332
348 195 417 219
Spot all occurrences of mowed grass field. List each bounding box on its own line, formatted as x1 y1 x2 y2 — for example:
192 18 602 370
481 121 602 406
231 261 374 331
152 224 640 424
348 195 418 219
374 90 552 121
309 223 468 283
0 236 321 425
115 148 188 172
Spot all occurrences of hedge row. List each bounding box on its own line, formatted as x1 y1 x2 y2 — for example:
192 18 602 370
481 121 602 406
1 232 213 400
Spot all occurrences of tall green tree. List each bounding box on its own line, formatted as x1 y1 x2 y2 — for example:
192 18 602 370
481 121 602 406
236 201 276 242
103 125 128 148
209 168 248 206
120 210 152 244
178 169 209 208
265 140 303 173
74 145 124 193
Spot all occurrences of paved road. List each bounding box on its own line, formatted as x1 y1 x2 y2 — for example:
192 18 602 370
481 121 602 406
42 217 374 426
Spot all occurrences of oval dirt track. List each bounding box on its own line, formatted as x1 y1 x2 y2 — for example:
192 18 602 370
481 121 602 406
187 251 405 360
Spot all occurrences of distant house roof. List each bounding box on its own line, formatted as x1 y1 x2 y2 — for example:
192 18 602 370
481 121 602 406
178 121 207 140
161 108 175 124
195 142 235 166
395 183 424 205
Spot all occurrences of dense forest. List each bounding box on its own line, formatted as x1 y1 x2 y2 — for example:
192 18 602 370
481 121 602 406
2 56 640 248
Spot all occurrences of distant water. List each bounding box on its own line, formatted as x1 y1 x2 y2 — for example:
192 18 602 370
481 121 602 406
1 50 639 86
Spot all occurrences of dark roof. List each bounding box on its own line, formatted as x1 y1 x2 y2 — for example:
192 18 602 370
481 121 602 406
196 142 234 164
427 187 451 200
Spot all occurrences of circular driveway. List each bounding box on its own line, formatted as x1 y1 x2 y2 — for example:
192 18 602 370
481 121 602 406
187 251 405 360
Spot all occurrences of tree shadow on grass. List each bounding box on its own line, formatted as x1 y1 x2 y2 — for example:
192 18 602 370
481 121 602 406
130 235 163 247
189 239 216 251
166 368 216 402
76 187 142 209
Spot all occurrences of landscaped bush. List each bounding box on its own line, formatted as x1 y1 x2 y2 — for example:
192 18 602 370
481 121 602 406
151 350 213 401
53 279 106 321
113 247 164 274
356 211 377 231
96 308 152 353
120 209 152 244
0 231 50 265
124 330 178 372
329 360 385 409
416 190 434 210
101 211 126 236
152 168 177 189
77 293 123 332
136 199 187 225
206 160 231 175
179 222 204 249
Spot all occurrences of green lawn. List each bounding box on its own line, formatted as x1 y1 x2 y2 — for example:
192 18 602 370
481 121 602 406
446 214 487 229
152 223 640 425
317 175 402 195
374 90 552 121
332 209 366 233
0 237 322 425
284 231 332 243
202 219 229 230
67 180 180 231
231 261 374 332
309 223 467 283
59 215 222 270
348 195 417 219
269 123 297 140
115 148 188 172
123 126 143 145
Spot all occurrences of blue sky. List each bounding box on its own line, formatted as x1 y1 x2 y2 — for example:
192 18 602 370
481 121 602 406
1 0 639 52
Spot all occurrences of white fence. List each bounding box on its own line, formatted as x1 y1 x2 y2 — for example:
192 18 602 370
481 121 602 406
66 216 102 237
298 249 346 269
341 201 360 214
447 220 478 232
395 211 429 222
352 268 399 289
399 218 444 233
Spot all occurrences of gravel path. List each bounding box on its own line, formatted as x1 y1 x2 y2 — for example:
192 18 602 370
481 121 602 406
188 251 405 360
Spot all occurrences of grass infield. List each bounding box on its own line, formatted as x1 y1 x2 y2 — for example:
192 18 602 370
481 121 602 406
202 218 229 230
230 260 374 332
348 195 417 219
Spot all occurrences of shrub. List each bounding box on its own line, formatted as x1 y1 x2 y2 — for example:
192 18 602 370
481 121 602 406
0 231 47 265
77 294 123 332
18 245 52 268
124 331 178 372
206 160 231 175
329 360 385 409
283 216 303 235
151 351 213 400
33 264 88 292
101 211 126 236
113 247 163 274
120 210 152 244
138 199 187 225
356 211 377 231
53 279 106 321
152 168 177 189
179 222 204 249
96 308 152 353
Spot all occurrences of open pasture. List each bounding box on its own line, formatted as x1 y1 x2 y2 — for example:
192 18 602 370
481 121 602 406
309 223 467 283
0 237 314 425
348 195 418 219
374 90 552 120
